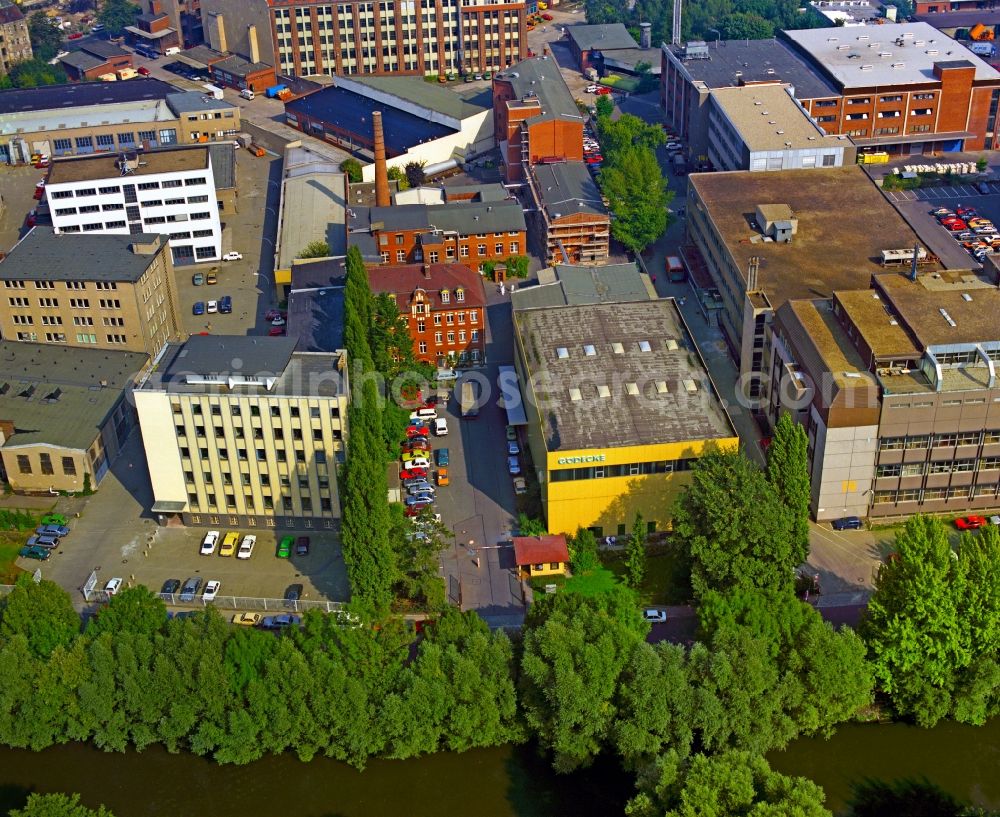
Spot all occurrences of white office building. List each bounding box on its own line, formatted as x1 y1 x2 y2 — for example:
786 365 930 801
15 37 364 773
45 146 223 264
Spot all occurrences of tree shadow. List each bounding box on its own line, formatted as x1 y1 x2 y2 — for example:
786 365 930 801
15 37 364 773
0 783 32 815
847 776 966 817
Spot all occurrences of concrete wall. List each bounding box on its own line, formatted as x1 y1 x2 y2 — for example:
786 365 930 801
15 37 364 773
201 0 274 66
2 444 92 494
810 415 878 521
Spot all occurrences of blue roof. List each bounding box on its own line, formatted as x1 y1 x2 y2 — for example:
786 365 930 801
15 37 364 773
285 87 455 157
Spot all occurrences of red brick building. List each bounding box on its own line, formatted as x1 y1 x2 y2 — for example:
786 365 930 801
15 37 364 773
59 42 134 81
350 198 527 273
493 57 585 182
368 263 487 367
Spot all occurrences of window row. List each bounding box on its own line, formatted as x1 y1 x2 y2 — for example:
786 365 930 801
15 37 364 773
878 430 1000 450
548 458 693 482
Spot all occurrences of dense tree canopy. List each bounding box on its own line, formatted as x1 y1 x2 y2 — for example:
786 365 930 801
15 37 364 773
673 448 797 599
11 793 114 817
0 576 80 659
97 0 140 36
766 414 812 569
626 750 833 817
862 516 1000 726
28 12 65 62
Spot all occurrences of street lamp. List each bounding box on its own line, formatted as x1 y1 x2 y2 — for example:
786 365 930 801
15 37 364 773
707 28 721 48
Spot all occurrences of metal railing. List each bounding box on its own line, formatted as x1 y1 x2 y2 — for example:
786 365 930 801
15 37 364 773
155 593 345 614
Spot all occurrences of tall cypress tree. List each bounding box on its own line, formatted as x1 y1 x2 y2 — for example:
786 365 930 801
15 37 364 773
766 414 812 565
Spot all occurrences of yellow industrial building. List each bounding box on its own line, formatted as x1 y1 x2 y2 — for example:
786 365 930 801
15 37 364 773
512 299 738 537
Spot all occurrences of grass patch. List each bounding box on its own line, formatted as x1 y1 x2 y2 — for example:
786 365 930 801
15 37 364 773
0 531 28 584
563 567 618 597
529 574 567 595
601 75 639 92
601 544 690 605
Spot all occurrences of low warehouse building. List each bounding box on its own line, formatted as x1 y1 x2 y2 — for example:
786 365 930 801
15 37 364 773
513 299 738 537
284 76 493 182
0 343 148 494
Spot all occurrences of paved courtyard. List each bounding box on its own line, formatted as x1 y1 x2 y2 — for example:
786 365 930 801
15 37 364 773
22 431 349 610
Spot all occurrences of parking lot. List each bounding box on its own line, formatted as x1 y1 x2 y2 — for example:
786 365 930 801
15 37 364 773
884 179 1000 202
886 186 1000 270
23 432 350 609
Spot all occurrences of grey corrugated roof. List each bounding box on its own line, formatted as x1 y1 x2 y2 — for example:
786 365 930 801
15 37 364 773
166 91 239 115
212 53 272 76
531 162 607 217
566 23 639 53
80 40 129 59
368 199 526 235
0 227 165 282
496 57 581 123
60 51 104 71
512 263 650 310
342 75 489 119
0 342 147 450
207 142 235 190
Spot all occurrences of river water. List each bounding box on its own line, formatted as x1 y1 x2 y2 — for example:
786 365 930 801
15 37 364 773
1 719 999 817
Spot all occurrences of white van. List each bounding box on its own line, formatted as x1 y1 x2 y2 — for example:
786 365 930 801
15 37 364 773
434 418 448 436
164 46 180 56
410 408 437 421
240 88 255 100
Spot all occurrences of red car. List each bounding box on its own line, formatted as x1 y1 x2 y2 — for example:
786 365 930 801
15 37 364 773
956 205 977 216
68 32 83 39
595 86 612 95
405 503 433 517
137 66 151 76
268 326 286 336
33 181 45 200
405 425 428 437
402 440 429 452
541 12 553 19
585 155 603 164
955 515 988 530
399 467 428 480
944 220 968 232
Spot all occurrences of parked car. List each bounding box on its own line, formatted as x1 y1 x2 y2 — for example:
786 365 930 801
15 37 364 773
161 578 181 595
955 515 988 530
831 516 863 531
268 326 286 336
407 482 436 496
437 467 450 486
295 536 310 556
193 301 205 315
400 467 428 480
37 524 70 537
219 531 239 556
137 66 151 76
260 614 302 630
436 448 450 467
18 545 50 561
932 207 955 218
192 272 204 286
271 316 286 326
513 476 527 495
222 251 243 261
237 534 256 559
277 535 293 558
585 155 603 164
284 583 303 607
265 309 285 321
179 577 202 601
945 220 969 232
104 577 123 596
206 270 218 285
507 440 520 455
507 456 521 475
202 580 221 602
406 425 428 437
585 84 600 93
643 608 668 623
594 86 612 95
200 530 220 555
233 612 262 626
404 456 430 469
666 141 683 150
207 300 219 313
219 295 232 314
405 494 434 506
956 205 978 216
27 535 60 549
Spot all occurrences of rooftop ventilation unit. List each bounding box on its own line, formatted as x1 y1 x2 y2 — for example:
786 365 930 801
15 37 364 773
962 293 973 301
891 62 905 68
861 64 874 71
939 308 957 327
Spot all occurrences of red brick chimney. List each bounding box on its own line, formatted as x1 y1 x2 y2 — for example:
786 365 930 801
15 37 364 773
373 111 390 208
